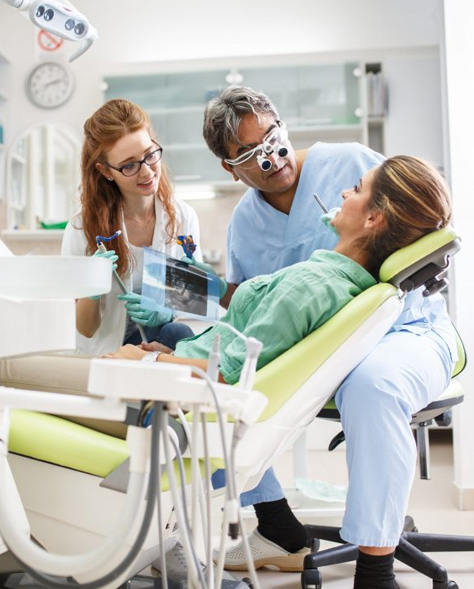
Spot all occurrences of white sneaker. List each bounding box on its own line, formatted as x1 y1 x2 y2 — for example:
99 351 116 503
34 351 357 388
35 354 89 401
213 529 309 572
152 541 205 579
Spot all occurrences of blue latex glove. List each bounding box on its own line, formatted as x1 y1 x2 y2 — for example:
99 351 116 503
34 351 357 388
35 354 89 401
88 248 118 300
181 256 228 299
320 207 341 235
117 292 173 327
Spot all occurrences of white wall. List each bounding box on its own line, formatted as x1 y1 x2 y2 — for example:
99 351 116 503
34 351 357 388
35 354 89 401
0 0 442 153
442 0 474 509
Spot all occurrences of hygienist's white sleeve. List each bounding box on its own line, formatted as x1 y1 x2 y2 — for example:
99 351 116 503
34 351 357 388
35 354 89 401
61 214 88 257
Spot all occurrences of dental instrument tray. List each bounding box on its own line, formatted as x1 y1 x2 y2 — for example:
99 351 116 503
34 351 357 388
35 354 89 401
0 255 112 299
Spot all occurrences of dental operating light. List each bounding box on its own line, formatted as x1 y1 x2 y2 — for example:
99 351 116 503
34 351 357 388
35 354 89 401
2 0 98 61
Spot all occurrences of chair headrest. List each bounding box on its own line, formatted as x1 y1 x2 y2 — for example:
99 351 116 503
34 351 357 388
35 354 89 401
379 226 461 296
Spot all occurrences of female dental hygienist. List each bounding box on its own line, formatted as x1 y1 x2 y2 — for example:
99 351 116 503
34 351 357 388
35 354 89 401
62 99 202 356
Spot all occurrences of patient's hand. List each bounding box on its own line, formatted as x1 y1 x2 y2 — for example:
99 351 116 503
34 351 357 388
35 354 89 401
140 341 173 354
103 344 147 360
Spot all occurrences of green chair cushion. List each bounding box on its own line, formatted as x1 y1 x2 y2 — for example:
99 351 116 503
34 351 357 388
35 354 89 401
8 409 214 489
379 226 459 283
9 410 129 478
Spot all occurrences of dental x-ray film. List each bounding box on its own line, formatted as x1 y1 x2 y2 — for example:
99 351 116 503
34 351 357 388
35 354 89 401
141 247 220 321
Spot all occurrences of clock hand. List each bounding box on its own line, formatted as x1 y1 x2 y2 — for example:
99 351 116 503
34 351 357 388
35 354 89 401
44 78 65 88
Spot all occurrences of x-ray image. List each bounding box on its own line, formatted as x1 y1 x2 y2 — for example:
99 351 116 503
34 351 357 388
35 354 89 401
141 248 220 321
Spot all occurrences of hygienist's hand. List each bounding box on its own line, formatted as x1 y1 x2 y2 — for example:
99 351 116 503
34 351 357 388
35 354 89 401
117 292 174 327
103 344 147 360
181 256 228 298
321 207 341 235
88 249 118 299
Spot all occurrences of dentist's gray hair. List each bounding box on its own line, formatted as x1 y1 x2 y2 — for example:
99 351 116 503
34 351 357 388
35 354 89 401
203 86 280 159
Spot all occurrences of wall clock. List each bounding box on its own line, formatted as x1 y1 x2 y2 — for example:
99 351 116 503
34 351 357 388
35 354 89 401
25 61 75 109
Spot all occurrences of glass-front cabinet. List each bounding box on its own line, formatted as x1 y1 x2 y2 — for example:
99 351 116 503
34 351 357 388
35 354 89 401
104 62 378 188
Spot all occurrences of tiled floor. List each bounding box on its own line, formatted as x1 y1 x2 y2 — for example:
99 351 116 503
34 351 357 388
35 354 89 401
229 430 474 589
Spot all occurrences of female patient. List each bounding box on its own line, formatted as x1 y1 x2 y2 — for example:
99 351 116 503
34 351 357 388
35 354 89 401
110 155 452 383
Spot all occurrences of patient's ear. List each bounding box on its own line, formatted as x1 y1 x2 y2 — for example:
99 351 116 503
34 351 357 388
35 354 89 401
364 210 385 231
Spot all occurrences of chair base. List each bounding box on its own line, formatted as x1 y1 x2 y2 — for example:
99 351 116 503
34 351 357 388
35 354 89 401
302 519 474 589
1 571 253 589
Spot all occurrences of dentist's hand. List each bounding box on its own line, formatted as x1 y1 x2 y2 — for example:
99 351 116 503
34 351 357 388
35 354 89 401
89 249 118 299
320 207 341 235
117 292 173 327
181 256 228 298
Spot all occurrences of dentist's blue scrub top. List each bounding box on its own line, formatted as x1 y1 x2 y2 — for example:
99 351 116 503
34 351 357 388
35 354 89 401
226 142 384 283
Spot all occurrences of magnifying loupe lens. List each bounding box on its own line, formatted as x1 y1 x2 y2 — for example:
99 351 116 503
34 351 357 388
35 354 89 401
260 159 272 171
74 22 86 35
278 146 289 157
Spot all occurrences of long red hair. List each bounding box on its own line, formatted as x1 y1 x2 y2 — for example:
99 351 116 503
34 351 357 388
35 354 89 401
78 99 177 277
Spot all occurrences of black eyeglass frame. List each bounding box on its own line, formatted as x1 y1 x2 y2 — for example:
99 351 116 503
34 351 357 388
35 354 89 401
102 140 163 177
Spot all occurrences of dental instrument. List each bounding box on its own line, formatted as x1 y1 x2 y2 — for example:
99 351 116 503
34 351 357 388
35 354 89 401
177 234 197 259
96 231 149 344
313 192 329 213
2 0 98 62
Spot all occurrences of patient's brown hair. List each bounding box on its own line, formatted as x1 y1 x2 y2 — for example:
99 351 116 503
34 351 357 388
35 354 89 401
364 155 452 277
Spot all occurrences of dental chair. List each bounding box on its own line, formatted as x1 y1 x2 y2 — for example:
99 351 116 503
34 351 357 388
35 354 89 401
194 226 469 588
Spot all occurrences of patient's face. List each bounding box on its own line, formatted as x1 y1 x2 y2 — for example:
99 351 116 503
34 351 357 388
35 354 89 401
333 167 378 239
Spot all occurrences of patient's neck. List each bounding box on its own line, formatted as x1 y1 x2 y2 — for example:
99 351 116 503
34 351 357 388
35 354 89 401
334 241 370 273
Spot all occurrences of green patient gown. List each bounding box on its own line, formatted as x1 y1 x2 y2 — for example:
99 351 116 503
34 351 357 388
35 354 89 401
174 250 376 384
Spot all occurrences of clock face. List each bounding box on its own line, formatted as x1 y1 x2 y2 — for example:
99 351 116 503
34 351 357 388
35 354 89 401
26 62 74 109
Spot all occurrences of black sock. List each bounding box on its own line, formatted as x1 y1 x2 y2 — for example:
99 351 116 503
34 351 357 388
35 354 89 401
254 498 307 553
353 550 398 589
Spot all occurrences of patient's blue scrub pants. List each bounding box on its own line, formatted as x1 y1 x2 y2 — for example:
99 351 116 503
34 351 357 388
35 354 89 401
233 329 453 547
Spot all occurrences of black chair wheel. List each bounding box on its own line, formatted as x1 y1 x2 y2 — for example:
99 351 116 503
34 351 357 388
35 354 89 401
433 581 459 589
301 568 322 589
309 538 321 553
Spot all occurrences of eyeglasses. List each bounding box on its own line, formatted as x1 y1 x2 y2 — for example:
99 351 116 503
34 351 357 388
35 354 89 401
103 141 163 177
224 121 289 171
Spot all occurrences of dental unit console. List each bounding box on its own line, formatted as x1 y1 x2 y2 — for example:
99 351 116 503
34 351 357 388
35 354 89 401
3 0 98 61
0 254 267 588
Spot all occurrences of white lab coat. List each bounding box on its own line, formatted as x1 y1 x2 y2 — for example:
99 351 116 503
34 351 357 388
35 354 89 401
61 196 201 356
